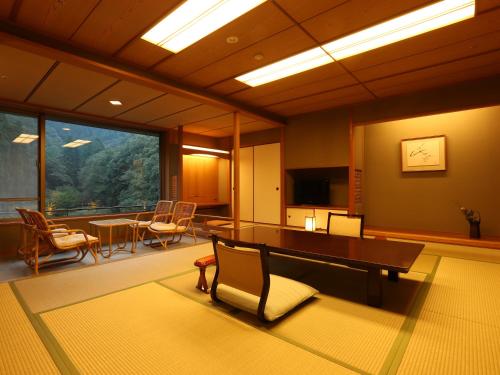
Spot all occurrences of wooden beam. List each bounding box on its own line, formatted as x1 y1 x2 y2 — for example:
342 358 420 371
233 112 240 229
0 21 286 127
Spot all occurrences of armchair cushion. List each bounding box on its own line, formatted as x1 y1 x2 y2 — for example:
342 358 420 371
137 220 152 228
216 274 318 321
54 234 98 248
149 222 186 232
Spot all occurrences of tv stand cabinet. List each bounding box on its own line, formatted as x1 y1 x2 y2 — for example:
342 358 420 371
286 206 348 229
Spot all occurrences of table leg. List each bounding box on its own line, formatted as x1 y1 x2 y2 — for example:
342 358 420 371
388 270 399 282
367 267 382 307
108 226 113 258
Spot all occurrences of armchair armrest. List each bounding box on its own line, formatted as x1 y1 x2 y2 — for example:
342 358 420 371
48 223 70 230
134 211 153 221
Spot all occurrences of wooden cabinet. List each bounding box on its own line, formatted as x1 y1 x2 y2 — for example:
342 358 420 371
286 207 348 229
315 208 348 229
286 208 314 227
183 155 219 203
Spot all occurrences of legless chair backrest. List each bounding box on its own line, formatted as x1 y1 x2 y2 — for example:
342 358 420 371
210 235 270 321
326 213 365 238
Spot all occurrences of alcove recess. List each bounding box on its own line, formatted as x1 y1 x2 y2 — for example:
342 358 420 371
285 167 349 208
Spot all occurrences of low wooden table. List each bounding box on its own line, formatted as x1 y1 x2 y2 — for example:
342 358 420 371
89 218 139 258
217 226 424 307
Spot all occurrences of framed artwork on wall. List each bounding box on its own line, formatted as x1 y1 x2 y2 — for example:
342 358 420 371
401 135 446 172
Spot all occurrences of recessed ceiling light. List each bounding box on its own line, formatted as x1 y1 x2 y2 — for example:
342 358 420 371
62 128 71 131
0 74 7 80
141 0 266 53
109 100 122 106
236 0 475 87
63 139 92 148
236 47 332 87
226 36 239 44
253 53 264 61
12 134 38 144
182 145 229 154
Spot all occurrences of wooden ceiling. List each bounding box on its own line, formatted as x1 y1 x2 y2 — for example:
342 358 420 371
1 0 499 136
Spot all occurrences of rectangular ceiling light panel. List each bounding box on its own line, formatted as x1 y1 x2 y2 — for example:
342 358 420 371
142 0 266 53
235 0 475 87
12 134 39 144
323 0 475 60
235 47 332 87
63 139 92 148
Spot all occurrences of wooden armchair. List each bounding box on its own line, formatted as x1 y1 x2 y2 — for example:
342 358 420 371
148 201 197 249
134 200 173 244
23 210 99 275
326 212 365 238
210 235 318 322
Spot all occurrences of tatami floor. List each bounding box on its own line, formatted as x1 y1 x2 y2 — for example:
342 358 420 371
1 232 499 374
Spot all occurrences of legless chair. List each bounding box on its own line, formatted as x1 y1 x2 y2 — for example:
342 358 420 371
134 200 173 244
210 235 318 322
24 210 99 275
326 213 365 238
148 201 197 249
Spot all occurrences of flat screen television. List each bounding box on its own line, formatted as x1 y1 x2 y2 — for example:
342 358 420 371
294 178 330 205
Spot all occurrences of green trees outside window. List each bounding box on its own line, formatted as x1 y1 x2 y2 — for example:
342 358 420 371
45 120 160 217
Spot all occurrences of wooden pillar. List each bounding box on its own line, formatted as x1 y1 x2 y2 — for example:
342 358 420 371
348 114 355 215
38 113 46 213
280 127 286 226
177 125 183 201
159 131 169 200
233 112 240 229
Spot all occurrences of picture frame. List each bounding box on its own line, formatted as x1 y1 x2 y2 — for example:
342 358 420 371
401 135 446 172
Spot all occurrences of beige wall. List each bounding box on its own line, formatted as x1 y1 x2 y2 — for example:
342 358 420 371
363 105 500 236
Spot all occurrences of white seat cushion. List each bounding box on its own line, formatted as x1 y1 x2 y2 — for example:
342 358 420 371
136 220 151 228
149 222 186 232
50 228 69 238
216 274 318 321
54 234 98 248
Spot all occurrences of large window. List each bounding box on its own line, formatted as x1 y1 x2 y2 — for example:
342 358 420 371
0 111 38 218
45 120 160 217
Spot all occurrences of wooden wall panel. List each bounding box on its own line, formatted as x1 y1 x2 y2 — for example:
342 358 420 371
28 63 117 110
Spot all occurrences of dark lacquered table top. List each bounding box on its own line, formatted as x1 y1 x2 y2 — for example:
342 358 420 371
217 226 424 272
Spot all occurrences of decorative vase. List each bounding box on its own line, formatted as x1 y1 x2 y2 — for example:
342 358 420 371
469 221 480 239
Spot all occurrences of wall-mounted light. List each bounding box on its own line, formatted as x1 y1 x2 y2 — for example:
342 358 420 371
182 145 229 154
191 153 219 158
12 134 39 144
305 216 316 232
63 139 92 148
